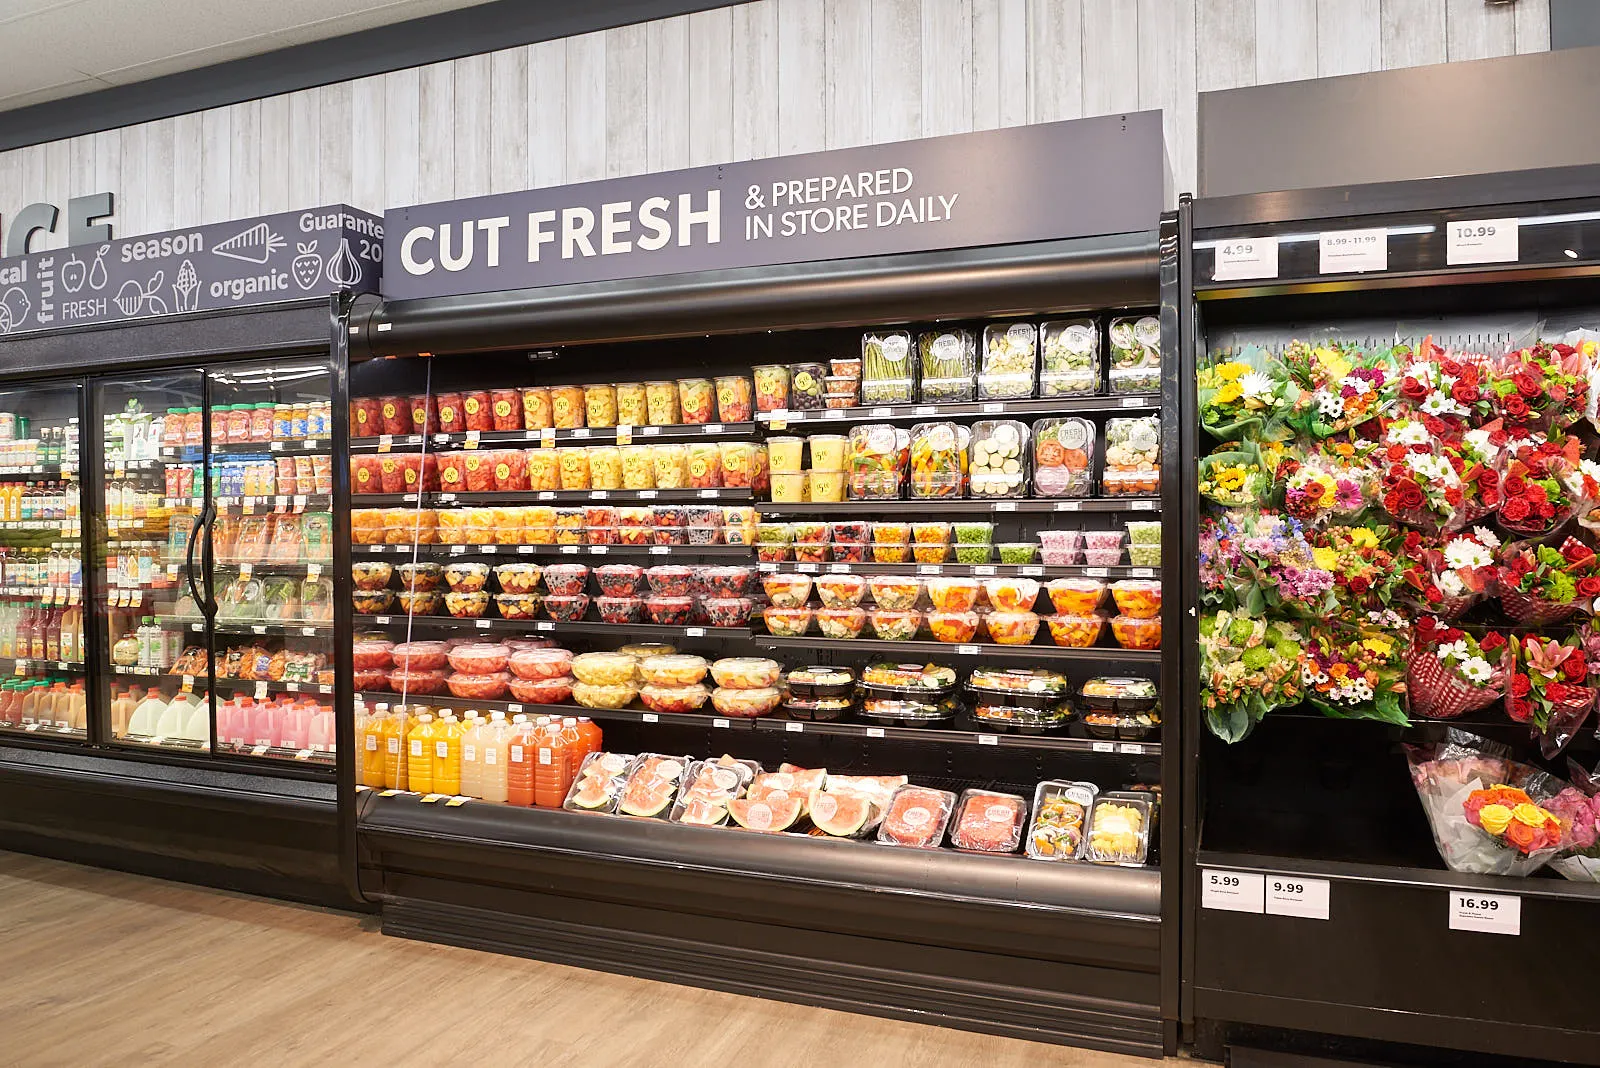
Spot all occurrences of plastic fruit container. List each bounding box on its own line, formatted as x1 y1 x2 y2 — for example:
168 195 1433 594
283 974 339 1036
644 565 694 597
1110 580 1162 619
830 541 866 563
816 606 867 638
1045 613 1107 647
509 647 573 680
448 642 511 674
983 577 1040 612
509 674 575 704
1128 545 1161 567
783 696 852 722
1110 615 1162 649
761 573 812 608
638 654 708 686
447 672 510 700
597 596 644 624
495 592 544 620
644 595 694 625
830 520 869 545
1047 578 1107 614
542 563 590 596
442 564 488 593
397 590 442 616
704 597 752 628
996 543 1038 565
910 543 948 564
588 564 641 597
710 686 782 717
926 611 979 643
949 789 1028 853
925 577 980 613
392 641 449 671
352 640 395 671
710 657 783 689
571 651 639 686
352 560 394 591
1031 416 1096 497
1083 547 1123 566
871 542 911 564
386 668 448 695
491 563 542 594
397 562 443 592
868 609 922 641
702 566 753 597
785 665 855 699
543 593 590 622
755 542 793 563
793 541 829 565
985 611 1041 645
815 573 867 608
872 521 911 544
953 543 992 565
763 605 813 637
640 683 712 714
1079 676 1160 715
714 375 753 423
573 681 640 710
867 575 920 611
969 419 1029 497
753 365 790 412
444 591 489 618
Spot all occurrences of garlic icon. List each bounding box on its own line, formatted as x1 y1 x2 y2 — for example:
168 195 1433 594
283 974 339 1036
325 238 362 287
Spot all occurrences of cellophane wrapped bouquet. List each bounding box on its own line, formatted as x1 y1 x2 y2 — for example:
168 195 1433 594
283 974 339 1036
1279 339 1398 439
1395 336 1494 439
1198 609 1306 743
1407 730 1567 876
1508 632 1599 758
1401 528 1499 621
1406 614 1509 720
1302 615 1410 726
1545 764 1600 882
1490 341 1590 433
1495 536 1599 626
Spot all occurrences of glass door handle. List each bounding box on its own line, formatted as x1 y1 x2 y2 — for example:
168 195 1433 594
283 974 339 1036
186 502 217 617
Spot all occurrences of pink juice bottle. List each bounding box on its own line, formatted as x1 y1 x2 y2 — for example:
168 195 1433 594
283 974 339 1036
308 703 335 752
249 698 281 749
278 699 310 750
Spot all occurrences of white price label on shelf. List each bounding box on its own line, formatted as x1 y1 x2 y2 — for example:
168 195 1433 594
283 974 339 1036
1092 741 1115 753
1054 501 1080 512
251 625 267 635
1202 869 1265 913
823 409 844 420
615 424 633 444
307 563 322 578
785 721 804 732
1119 742 1143 754
698 489 720 499
995 502 1017 512
560 545 579 554
1265 876 1330 920
828 563 852 573
572 428 591 439
1084 567 1108 578
757 561 777 571
977 734 999 746
592 490 608 500
973 565 996 577
589 545 609 555
475 619 492 629
464 430 480 449
913 406 936 416
483 545 497 554
1131 568 1156 578
685 627 706 637
1319 228 1388 274
301 627 317 637
517 546 536 555
507 703 524 713
240 563 253 579
1020 566 1043 577
296 749 317 761
1212 236 1279 281
712 718 730 729
865 727 885 738
255 682 268 699
1132 500 1157 511
703 423 724 434
641 713 659 723
1449 891 1520 935
1120 396 1150 408
797 563 819 574
251 744 270 757
539 491 557 501
981 402 1005 413
957 644 981 655
870 407 891 418
1446 218 1519 265
536 621 555 632
651 546 671 556
377 434 393 452
540 428 557 448
642 425 661 436
639 490 658 499
918 565 942 575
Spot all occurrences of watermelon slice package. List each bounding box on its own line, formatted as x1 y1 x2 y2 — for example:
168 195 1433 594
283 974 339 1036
616 753 693 819
563 751 636 814
671 756 761 827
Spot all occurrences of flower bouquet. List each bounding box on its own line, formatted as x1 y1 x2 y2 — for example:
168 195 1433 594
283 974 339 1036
1406 730 1567 876
1498 435 1590 539
1508 632 1599 757
1394 336 1494 438
1198 441 1270 508
1406 614 1509 719
1307 523 1406 611
1197 346 1291 441
1495 536 1599 625
1279 339 1399 438
1490 341 1590 432
1198 609 1306 743
1278 457 1367 525
1400 528 1499 620
1375 418 1463 533
1544 774 1600 882
1442 426 1503 529
1199 511 1335 619
1301 619 1410 726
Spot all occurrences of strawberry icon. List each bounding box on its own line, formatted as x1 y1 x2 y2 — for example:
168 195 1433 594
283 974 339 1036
292 242 323 291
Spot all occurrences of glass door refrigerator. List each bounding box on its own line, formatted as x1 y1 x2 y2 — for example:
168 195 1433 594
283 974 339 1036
92 359 337 765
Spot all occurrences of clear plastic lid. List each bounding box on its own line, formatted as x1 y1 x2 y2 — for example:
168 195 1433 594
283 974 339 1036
876 785 957 848
1039 319 1101 397
563 750 636 812
709 657 783 689
1107 315 1161 371
968 419 1030 497
859 661 956 690
949 789 1029 852
1026 780 1098 861
979 323 1038 399
907 421 966 499
968 667 1070 695
860 329 916 404
1031 416 1096 498
637 654 709 686
570 652 641 686
1086 792 1153 866
917 329 977 402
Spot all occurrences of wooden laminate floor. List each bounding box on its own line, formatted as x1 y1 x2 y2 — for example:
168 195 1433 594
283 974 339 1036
0 851 1182 1068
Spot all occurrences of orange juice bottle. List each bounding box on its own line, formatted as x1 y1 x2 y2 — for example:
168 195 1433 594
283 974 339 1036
382 706 410 790
573 717 602 765
406 714 436 794
433 715 463 795
506 714 536 806
533 717 569 809
558 718 584 796
360 703 389 787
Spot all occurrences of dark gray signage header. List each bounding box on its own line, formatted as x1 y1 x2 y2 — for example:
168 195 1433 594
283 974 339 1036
0 205 382 338
383 112 1165 301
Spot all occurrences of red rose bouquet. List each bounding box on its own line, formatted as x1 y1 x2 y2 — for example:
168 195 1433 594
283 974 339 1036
1395 336 1494 438
1495 536 1599 625
1376 418 1463 533
1443 426 1503 529
1508 632 1599 757
1407 730 1567 876
1490 341 1590 432
1406 615 1509 720
1497 435 1590 539
1401 528 1499 620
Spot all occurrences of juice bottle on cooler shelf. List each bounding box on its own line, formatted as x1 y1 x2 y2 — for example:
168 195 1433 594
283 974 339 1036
407 714 437 793
574 717 603 763
459 713 486 798
279 697 310 750
433 715 463 795
533 717 570 809
0 683 15 727
46 682 69 728
360 703 387 786
248 697 280 749
110 688 134 735
506 714 536 806
382 707 410 790
308 703 334 752
17 682 39 726
480 711 510 804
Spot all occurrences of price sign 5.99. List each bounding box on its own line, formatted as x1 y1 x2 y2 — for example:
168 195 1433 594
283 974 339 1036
1201 868 1265 913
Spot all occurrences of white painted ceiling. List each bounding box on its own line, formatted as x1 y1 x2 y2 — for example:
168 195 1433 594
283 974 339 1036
0 0 499 112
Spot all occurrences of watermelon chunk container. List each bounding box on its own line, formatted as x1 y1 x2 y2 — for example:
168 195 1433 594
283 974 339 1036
616 754 693 820
949 789 1030 854
669 758 761 827
808 788 882 839
562 751 636 814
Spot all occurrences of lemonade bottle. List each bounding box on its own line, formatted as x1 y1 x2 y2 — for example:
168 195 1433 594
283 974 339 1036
433 714 463 795
407 714 437 793
480 711 510 804
506 714 536 806
382 706 411 790
460 713 485 798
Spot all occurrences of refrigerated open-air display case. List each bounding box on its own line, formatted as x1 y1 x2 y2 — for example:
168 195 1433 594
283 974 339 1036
344 221 1182 1054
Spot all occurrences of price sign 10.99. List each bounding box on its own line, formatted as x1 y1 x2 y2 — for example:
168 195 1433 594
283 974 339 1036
1446 217 1519 265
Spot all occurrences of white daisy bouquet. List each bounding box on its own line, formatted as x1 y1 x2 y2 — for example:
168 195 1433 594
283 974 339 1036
1280 339 1400 439
1406 614 1511 720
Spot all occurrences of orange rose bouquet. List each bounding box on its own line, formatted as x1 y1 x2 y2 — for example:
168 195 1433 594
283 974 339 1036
1407 730 1568 876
